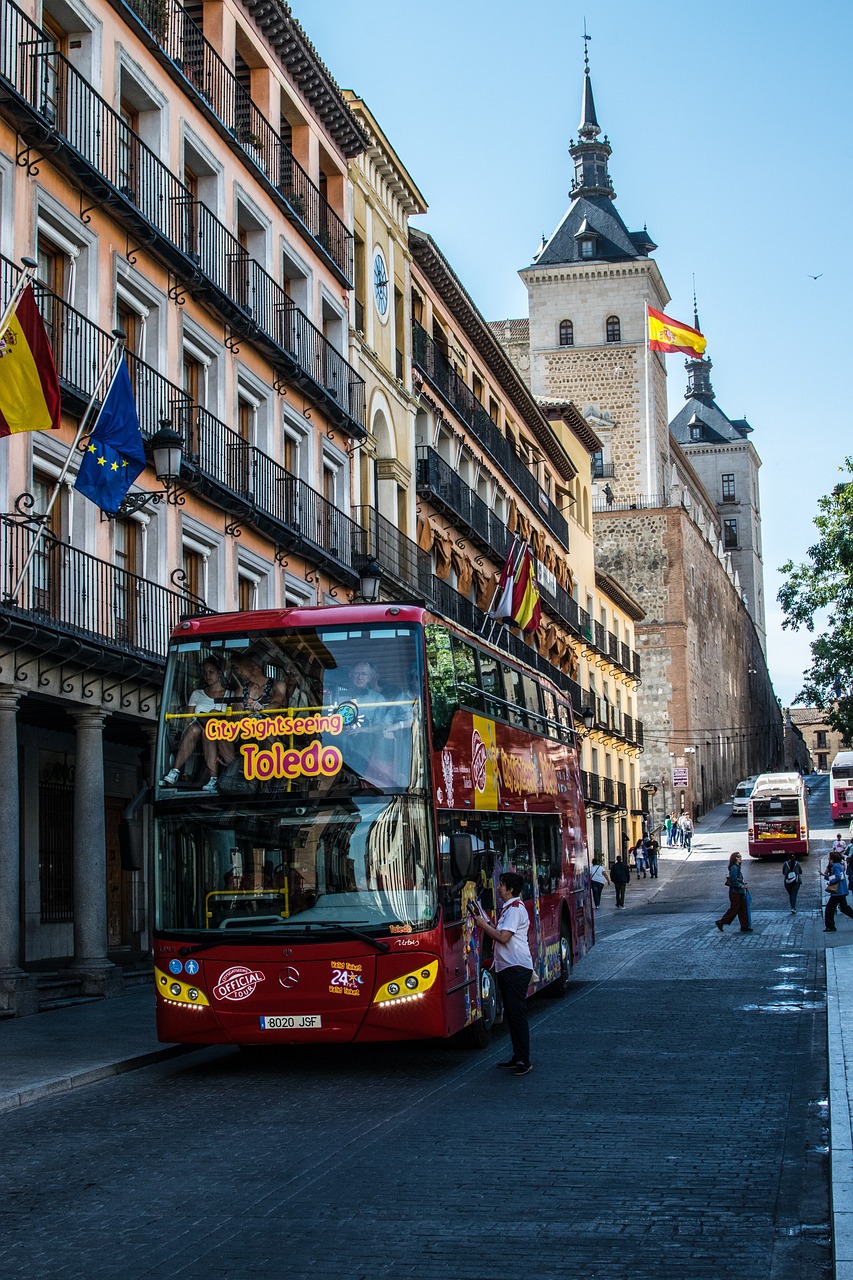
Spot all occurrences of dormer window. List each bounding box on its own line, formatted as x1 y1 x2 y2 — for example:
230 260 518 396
558 319 574 347
690 425 702 442
606 315 621 343
579 239 595 258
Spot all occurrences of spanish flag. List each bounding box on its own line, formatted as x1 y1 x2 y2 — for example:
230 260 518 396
0 284 62 437
511 546 541 634
647 306 707 358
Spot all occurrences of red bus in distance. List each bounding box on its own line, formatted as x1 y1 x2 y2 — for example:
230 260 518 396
152 603 594 1048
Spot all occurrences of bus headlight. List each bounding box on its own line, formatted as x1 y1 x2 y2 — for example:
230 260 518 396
155 966 210 1008
374 960 439 1006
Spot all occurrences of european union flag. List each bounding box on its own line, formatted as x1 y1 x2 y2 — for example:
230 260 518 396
74 360 146 515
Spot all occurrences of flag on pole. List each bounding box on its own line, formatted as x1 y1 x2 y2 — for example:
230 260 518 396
0 284 62 437
510 545 541 633
647 306 707 358
488 538 519 620
74 360 146 514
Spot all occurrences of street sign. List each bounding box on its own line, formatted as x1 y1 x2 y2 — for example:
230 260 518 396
672 767 689 788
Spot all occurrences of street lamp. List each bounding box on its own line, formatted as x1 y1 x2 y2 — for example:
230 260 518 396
581 705 595 732
117 420 185 514
357 557 382 604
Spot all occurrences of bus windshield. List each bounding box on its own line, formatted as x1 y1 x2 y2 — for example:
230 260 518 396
156 624 424 797
155 796 437 935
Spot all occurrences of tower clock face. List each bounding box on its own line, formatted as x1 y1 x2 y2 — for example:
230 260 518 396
373 252 389 317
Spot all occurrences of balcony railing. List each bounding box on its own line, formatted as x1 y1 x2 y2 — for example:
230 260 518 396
593 492 668 514
0 1 365 435
592 461 616 479
412 321 569 549
353 506 432 599
0 512 195 661
118 0 354 283
416 446 512 565
184 409 362 582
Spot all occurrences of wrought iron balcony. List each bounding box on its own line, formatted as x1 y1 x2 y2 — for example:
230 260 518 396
416 446 512 565
353 506 432 601
182 409 362 584
592 460 616 479
0 0 365 435
593 492 668 514
0 507 197 670
110 0 353 284
412 322 569 550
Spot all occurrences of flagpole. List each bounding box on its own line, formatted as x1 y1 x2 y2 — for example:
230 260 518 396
644 301 654 499
6 330 126 605
481 534 519 634
481 534 521 640
0 257 39 342
487 537 528 646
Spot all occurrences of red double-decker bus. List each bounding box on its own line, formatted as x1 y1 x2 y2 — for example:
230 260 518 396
151 604 594 1048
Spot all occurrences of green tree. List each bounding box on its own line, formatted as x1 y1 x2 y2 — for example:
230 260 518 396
778 458 853 738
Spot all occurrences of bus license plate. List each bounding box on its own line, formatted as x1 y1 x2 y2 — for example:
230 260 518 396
260 1015 322 1030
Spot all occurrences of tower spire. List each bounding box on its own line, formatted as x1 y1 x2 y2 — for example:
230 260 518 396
579 20 600 138
569 28 614 200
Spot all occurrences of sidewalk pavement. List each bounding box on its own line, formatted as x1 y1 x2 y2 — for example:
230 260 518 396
0 986 195 1115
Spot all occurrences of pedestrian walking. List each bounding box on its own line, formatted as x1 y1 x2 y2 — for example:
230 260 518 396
823 853 853 933
681 814 694 851
646 834 660 879
830 835 846 862
782 855 802 914
715 852 752 933
634 840 648 878
589 859 610 908
610 855 630 908
664 813 673 846
469 872 534 1075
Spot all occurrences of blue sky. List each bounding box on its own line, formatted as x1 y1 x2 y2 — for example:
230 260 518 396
290 0 853 705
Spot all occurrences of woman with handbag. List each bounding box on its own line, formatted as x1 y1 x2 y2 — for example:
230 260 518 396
823 853 853 932
782 856 802 914
715 852 752 933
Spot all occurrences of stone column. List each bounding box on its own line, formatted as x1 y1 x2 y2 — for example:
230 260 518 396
0 688 38 1016
71 709 121 996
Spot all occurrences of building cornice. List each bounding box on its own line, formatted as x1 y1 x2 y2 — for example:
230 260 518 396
595 569 646 622
343 92 428 217
540 401 603 456
410 229 575 481
238 0 369 158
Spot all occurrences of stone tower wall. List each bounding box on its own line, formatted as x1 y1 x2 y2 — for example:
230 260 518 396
594 505 781 818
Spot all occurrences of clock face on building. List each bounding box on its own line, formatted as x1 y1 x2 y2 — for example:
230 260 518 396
373 252 388 317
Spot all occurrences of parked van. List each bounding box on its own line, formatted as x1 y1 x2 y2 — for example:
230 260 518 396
732 777 758 815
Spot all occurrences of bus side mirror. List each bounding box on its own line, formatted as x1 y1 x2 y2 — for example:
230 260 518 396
449 834 474 881
119 785 152 871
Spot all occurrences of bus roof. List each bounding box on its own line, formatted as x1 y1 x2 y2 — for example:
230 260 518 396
169 602 570 702
831 751 853 770
750 772 806 798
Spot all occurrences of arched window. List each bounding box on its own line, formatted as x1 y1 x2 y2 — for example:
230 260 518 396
606 315 621 343
558 319 574 347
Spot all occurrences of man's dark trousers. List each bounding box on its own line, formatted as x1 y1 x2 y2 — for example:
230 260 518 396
496 966 533 1065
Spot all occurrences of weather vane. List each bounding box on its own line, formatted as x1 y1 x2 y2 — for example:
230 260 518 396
583 18 591 70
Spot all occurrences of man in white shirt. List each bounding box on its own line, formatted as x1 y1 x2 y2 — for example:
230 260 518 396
470 872 534 1076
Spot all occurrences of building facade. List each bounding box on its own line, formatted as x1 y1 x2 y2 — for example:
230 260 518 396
410 233 646 865
0 0 373 1013
788 708 847 774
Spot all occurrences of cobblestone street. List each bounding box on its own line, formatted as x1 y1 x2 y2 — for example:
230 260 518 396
0 804 832 1280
